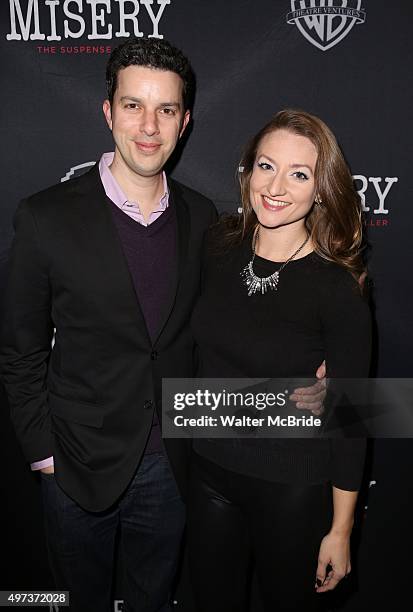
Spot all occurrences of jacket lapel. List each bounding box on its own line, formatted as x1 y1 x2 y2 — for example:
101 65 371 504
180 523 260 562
72 164 152 346
152 179 190 347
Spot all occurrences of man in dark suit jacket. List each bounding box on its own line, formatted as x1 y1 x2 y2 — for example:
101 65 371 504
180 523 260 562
0 38 216 611
1 37 325 612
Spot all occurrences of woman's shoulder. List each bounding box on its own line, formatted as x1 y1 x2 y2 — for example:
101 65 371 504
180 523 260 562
307 253 369 309
307 252 359 283
204 214 249 259
206 212 241 239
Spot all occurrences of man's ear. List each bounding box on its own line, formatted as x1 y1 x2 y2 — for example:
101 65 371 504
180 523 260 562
102 99 112 130
179 110 191 138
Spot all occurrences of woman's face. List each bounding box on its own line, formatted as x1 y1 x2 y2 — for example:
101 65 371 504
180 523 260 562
249 129 318 230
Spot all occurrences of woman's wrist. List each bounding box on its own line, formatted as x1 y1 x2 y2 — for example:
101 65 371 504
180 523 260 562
329 519 354 538
330 487 358 538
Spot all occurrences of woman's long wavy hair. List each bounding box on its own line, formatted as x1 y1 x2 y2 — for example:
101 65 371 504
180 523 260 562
223 109 365 278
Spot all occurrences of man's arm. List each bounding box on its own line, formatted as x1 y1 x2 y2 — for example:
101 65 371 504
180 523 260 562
0 200 54 463
31 457 54 473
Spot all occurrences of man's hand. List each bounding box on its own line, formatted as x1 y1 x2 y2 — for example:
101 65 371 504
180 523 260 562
289 360 326 415
40 466 54 474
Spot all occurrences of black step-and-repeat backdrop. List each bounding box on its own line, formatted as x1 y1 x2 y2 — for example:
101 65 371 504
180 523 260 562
1 1 412 610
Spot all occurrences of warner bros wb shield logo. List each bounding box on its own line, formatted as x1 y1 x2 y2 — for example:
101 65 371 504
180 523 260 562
287 1 366 51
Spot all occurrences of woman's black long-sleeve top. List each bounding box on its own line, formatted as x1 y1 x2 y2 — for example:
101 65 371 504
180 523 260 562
191 231 371 491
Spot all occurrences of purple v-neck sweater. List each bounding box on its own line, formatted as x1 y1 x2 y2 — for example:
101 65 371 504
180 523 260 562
109 198 177 454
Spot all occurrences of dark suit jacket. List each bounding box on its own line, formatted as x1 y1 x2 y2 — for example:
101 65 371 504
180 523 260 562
0 164 217 511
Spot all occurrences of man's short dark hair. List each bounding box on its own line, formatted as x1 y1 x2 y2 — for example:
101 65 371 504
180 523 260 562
106 37 195 110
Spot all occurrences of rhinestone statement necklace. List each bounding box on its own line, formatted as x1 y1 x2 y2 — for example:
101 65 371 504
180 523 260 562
241 228 310 296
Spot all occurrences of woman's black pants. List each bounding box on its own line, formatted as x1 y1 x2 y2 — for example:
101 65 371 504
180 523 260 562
187 452 334 612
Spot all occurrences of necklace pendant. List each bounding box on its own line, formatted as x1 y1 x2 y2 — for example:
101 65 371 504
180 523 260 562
241 263 280 296
241 229 309 297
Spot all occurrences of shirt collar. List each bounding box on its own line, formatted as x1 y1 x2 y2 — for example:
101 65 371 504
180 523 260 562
98 152 169 212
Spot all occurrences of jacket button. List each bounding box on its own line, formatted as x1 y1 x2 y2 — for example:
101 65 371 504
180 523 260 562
144 400 153 410
150 351 158 360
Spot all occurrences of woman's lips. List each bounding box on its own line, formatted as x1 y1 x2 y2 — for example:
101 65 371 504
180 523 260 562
262 195 292 212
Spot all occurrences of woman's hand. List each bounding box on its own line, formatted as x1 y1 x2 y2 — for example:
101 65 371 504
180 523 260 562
315 531 351 593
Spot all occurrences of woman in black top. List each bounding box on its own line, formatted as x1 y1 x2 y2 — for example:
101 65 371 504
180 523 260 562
188 110 371 611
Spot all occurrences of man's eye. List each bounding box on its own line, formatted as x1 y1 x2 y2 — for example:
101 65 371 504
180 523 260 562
125 103 138 109
257 161 272 171
161 108 176 115
292 171 309 181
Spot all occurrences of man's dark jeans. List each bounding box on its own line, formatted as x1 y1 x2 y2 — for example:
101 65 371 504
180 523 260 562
41 452 185 612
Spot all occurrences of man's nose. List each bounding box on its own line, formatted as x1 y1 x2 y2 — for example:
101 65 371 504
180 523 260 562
139 109 160 137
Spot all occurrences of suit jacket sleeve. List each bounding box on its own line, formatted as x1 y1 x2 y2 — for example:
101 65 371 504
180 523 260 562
0 199 54 462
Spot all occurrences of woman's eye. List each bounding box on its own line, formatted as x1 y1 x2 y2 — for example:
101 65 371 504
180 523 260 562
293 171 309 181
257 161 272 171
